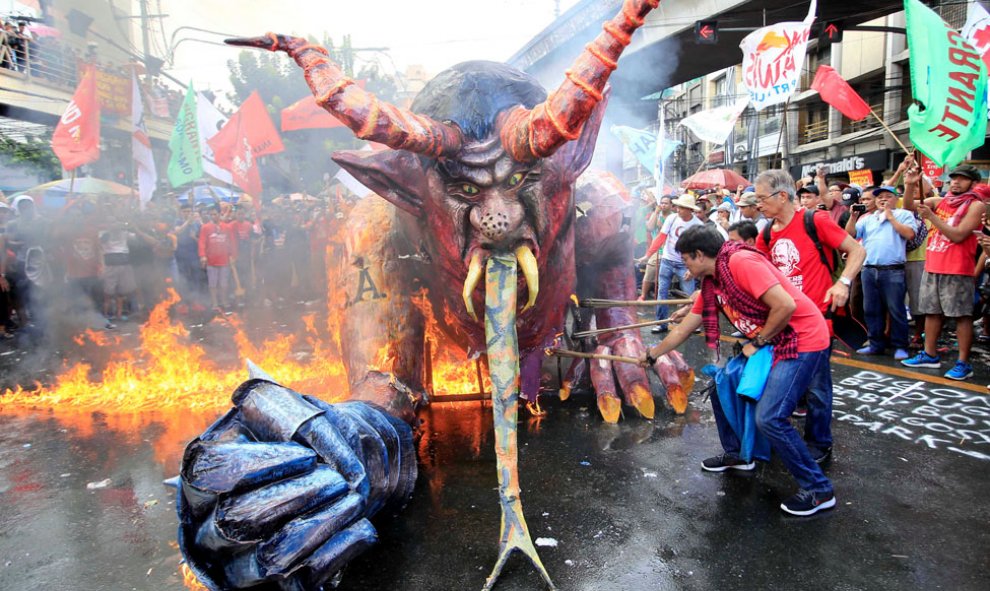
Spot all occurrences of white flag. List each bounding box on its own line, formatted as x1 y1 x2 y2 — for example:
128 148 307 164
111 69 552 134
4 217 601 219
962 1 990 120
679 98 750 145
131 73 157 208
739 0 817 111
196 92 234 184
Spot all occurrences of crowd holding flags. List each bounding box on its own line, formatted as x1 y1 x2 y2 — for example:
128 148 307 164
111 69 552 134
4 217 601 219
43 0 990 201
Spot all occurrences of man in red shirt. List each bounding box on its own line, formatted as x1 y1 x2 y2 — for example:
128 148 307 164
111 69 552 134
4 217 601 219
230 206 255 305
901 157 985 380
640 226 836 516
753 169 864 457
198 206 237 313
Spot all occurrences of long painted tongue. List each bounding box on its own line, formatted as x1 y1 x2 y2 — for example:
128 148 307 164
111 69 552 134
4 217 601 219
482 254 554 591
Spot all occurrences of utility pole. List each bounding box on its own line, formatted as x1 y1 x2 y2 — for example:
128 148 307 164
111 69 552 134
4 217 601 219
139 0 152 74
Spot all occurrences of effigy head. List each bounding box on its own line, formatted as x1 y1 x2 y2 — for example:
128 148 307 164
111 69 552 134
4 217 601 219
333 61 607 320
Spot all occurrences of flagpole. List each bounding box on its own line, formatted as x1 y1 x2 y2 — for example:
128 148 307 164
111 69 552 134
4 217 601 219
868 106 911 154
774 98 790 170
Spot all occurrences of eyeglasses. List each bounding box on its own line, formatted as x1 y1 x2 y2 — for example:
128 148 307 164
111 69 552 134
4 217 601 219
755 191 783 203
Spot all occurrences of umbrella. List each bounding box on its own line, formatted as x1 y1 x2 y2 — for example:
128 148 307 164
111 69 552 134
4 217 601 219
17 177 134 209
680 168 749 190
177 185 251 206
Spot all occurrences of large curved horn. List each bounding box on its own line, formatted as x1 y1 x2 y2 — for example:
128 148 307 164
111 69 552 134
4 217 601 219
227 34 463 158
500 0 660 163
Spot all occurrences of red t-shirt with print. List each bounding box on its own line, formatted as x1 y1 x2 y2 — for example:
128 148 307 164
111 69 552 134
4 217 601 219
691 250 830 352
198 222 237 267
756 209 848 313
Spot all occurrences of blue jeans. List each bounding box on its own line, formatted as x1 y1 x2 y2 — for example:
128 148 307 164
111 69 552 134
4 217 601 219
656 258 695 321
861 266 909 349
755 349 833 494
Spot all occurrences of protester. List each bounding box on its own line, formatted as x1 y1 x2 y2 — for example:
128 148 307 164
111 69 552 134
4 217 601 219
901 158 986 380
797 184 822 211
98 215 138 327
198 206 237 314
174 204 206 313
754 169 865 424
845 186 916 360
727 220 758 246
641 193 704 332
734 192 767 232
640 226 836 516
638 193 671 300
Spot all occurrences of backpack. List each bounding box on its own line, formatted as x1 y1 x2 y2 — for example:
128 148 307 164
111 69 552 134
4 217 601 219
905 212 928 253
762 209 845 283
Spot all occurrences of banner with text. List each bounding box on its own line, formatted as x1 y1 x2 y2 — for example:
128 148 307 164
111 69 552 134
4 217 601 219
740 0 816 111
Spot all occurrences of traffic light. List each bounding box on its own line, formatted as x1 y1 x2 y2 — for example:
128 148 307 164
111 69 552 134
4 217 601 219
820 21 843 45
694 20 718 45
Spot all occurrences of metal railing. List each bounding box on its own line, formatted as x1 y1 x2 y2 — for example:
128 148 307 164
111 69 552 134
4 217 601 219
0 39 80 89
800 119 829 144
842 102 884 134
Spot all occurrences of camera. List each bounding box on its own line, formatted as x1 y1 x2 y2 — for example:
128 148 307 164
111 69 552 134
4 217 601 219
851 204 867 214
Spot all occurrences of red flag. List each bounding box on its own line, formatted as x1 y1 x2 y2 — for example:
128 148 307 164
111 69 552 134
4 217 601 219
811 65 872 122
208 91 284 195
281 96 345 131
51 68 101 170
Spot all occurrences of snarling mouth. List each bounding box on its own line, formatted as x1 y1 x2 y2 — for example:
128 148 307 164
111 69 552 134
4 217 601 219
462 243 539 322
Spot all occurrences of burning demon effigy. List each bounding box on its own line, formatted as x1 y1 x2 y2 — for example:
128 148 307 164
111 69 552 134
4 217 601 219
176 1 693 589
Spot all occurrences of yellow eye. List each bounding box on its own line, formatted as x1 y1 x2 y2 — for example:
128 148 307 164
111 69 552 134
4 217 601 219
508 172 524 187
461 183 479 195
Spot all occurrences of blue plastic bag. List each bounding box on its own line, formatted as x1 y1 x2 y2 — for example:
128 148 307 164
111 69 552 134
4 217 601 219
738 346 772 401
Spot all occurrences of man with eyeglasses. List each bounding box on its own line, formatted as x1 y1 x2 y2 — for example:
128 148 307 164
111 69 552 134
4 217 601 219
754 169 865 462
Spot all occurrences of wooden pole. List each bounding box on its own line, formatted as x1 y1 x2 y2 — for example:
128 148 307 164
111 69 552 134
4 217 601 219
547 349 641 366
572 318 674 339
869 106 910 154
579 297 692 308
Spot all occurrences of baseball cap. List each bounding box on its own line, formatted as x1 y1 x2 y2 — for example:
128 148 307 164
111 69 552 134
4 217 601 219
841 187 862 205
871 185 897 196
737 192 758 207
948 164 982 181
796 184 820 196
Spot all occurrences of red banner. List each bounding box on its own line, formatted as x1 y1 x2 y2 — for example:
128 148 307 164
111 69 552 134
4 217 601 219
208 91 285 195
51 68 101 171
811 66 872 122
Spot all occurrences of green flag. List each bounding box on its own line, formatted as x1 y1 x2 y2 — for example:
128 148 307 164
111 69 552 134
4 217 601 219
167 82 203 188
905 0 988 168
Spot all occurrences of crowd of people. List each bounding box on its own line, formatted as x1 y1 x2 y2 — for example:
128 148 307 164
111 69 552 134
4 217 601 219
0 191 348 340
634 156 989 516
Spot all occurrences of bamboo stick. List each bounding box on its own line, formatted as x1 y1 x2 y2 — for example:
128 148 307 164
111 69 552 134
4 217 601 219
572 318 674 339
546 348 641 365
868 106 910 154
579 297 692 308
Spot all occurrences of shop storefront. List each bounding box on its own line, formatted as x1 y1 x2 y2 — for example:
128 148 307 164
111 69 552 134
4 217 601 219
790 150 891 187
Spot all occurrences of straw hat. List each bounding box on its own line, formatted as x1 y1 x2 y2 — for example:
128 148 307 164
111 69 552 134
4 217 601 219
671 193 700 211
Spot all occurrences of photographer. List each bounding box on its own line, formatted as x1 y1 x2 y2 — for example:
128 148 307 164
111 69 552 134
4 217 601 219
845 187 915 360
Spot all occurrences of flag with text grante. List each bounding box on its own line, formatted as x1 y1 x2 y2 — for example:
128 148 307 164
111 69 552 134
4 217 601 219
51 67 101 171
209 91 284 196
905 0 988 167
167 82 202 188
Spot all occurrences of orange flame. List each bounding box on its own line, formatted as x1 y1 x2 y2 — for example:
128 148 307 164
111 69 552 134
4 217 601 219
180 563 208 591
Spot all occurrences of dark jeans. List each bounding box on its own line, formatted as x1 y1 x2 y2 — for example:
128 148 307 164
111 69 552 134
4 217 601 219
755 348 833 494
656 258 694 321
861 266 909 349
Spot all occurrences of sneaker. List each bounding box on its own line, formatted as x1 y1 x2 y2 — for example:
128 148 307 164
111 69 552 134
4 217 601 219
730 330 744 338
792 405 808 418
893 348 910 361
812 446 833 464
944 361 974 381
780 489 836 516
901 351 941 369
651 325 667 334
104 321 116 330
701 453 755 472
856 345 884 355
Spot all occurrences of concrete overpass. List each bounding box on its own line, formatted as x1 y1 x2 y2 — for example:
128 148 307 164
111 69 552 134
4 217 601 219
510 0 902 127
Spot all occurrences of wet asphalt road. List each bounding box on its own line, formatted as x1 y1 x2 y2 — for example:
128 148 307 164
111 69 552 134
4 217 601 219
1 314 989 591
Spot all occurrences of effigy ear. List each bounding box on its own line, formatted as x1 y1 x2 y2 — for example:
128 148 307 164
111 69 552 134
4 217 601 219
332 150 431 218
553 87 610 181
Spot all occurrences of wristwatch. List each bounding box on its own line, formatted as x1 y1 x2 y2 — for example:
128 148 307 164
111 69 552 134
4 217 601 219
838 276 852 286
752 334 769 347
